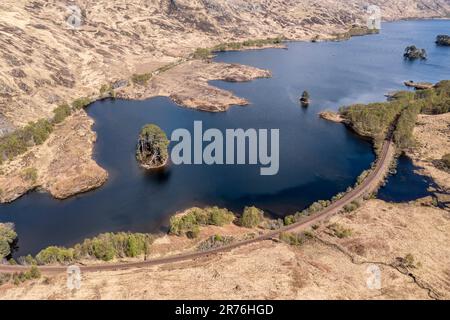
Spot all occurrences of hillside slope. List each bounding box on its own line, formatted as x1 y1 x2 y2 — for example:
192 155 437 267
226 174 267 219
0 0 449 129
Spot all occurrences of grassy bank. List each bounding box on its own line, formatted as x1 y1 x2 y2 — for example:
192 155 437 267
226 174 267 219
332 26 379 41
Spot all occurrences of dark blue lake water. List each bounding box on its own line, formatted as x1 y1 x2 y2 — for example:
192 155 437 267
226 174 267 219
1 20 449 256
378 155 438 202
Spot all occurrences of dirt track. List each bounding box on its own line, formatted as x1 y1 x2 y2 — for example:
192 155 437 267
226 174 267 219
0 138 395 274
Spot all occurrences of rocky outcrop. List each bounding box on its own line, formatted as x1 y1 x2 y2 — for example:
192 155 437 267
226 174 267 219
404 81 433 90
319 111 345 123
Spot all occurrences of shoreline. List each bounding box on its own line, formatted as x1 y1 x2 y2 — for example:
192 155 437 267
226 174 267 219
0 19 449 258
1 134 396 268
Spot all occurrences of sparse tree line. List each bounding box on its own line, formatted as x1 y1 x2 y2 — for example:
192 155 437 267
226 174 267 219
0 58 183 167
192 37 284 60
1 230 153 267
0 265 40 286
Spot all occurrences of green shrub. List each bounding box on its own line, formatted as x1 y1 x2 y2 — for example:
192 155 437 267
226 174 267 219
0 273 11 286
99 83 116 98
284 215 296 225
0 223 17 260
393 102 422 149
294 200 331 219
186 225 200 239
76 232 152 261
0 118 55 164
396 253 419 269
13 274 22 285
8 266 41 286
339 100 405 143
52 103 72 124
169 207 235 237
343 201 360 213
356 170 370 185
279 232 304 246
35 232 153 264
35 246 75 265
212 37 283 52
21 167 38 183
27 265 41 279
91 238 116 261
197 234 234 251
207 207 235 226
328 223 353 238
339 82 450 151
240 206 263 228
72 97 92 109
24 119 53 145
193 48 211 59
18 254 37 266
131 73 152 85
404 253 416 268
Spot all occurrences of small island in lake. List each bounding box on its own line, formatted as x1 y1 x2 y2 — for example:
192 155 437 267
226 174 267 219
436 35 450 46
300 90 310 106
404 45 427 60
136 124 170 169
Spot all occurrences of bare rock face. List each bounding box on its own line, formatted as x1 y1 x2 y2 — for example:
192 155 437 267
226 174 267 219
404 81 433 90
319 111 345 123
136 124 169 169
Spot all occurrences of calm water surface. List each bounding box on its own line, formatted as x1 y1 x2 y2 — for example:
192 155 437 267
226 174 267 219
378 156 438 202
1 20 449 256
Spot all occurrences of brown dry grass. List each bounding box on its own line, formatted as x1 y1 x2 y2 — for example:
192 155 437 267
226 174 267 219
1 200 448 300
